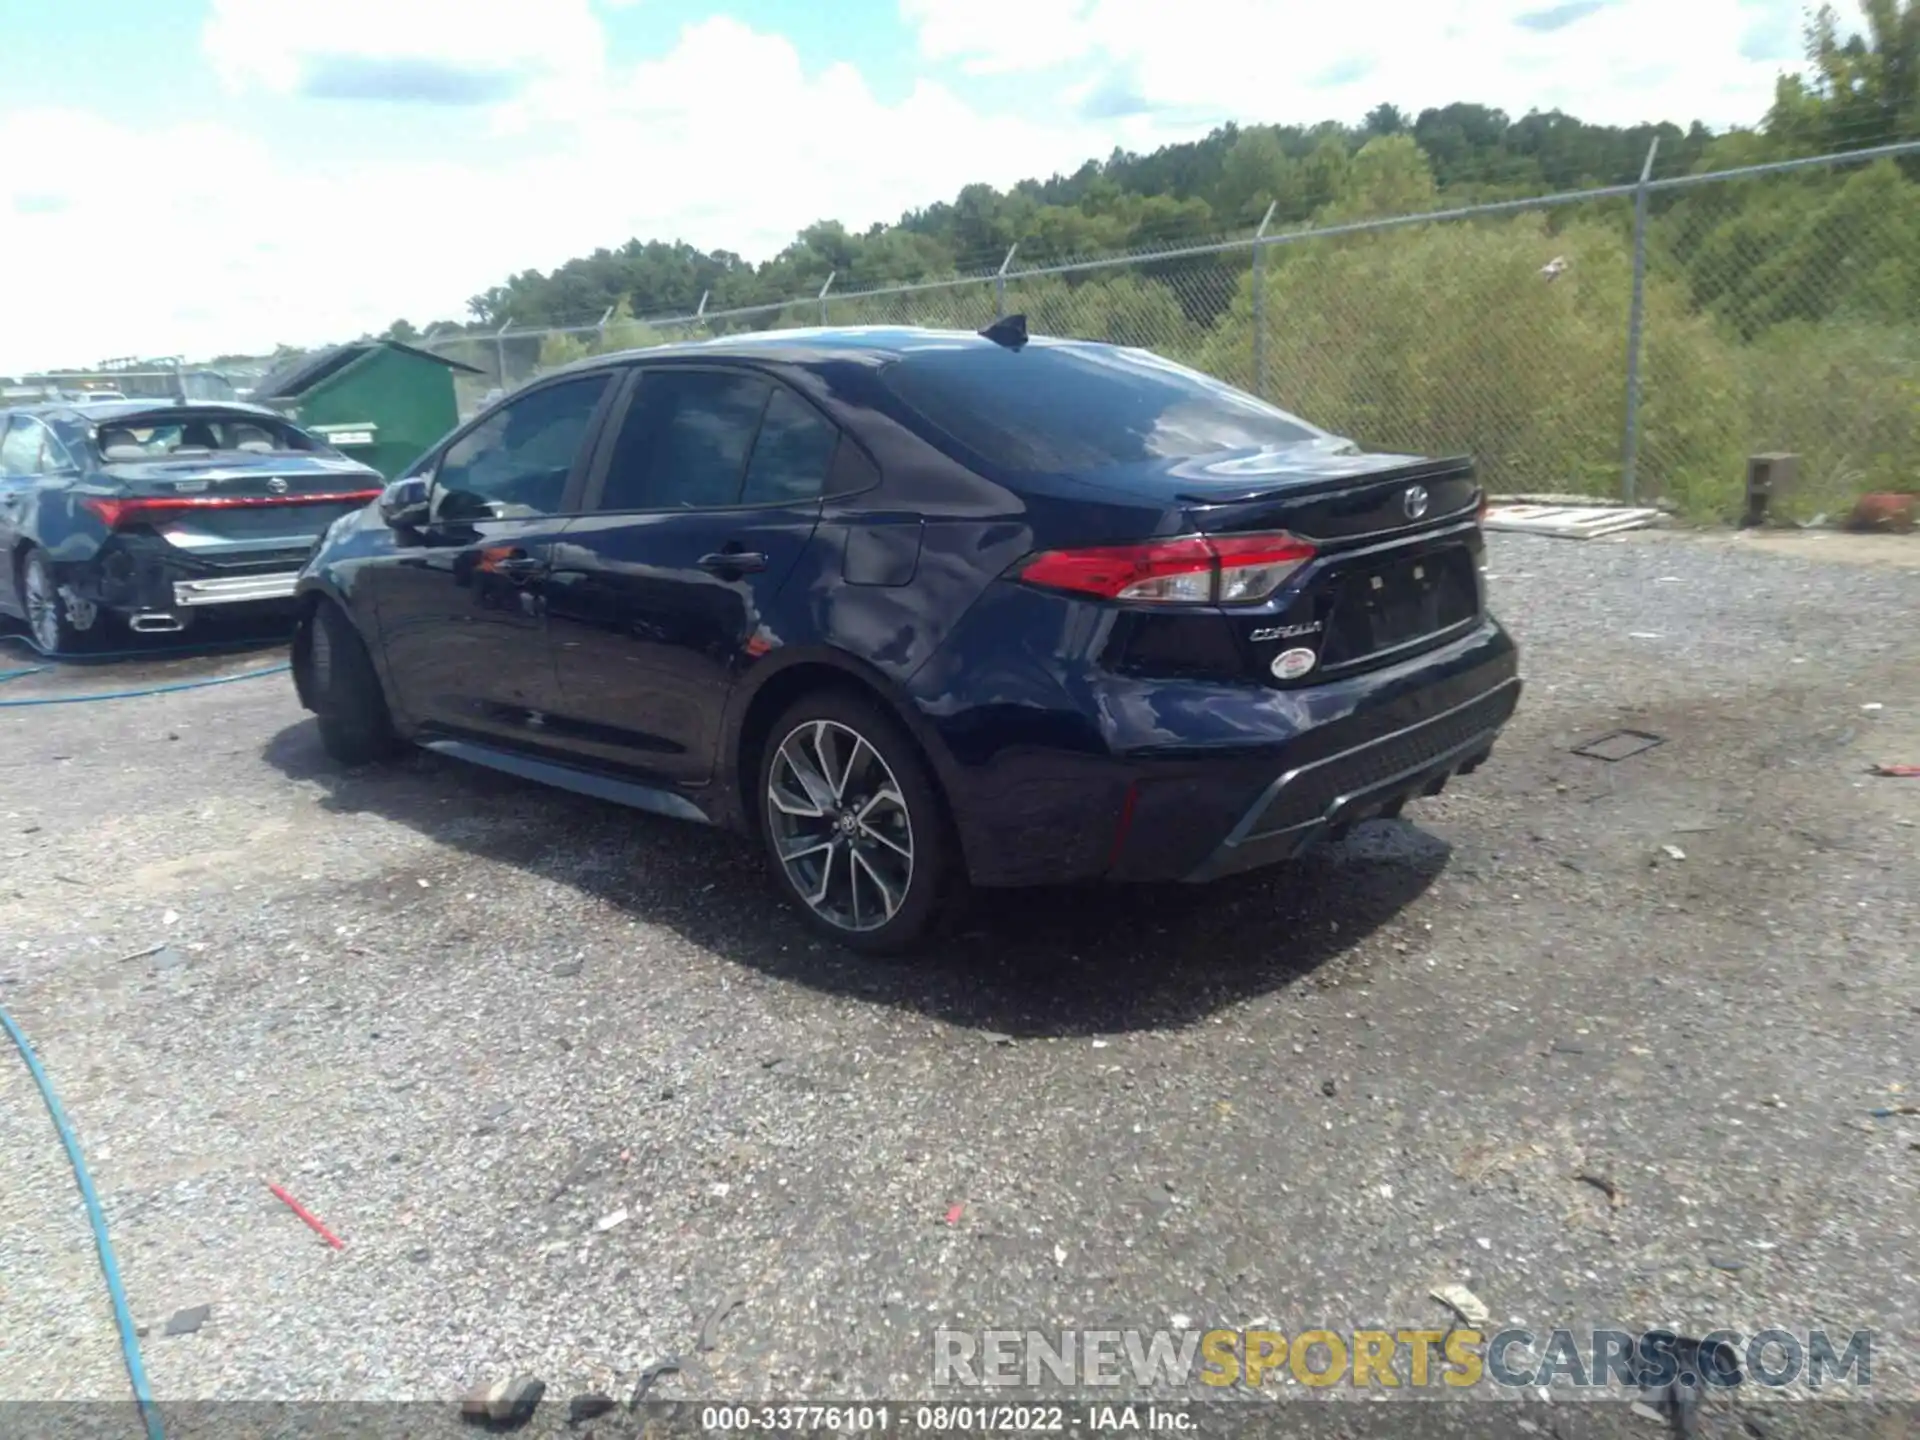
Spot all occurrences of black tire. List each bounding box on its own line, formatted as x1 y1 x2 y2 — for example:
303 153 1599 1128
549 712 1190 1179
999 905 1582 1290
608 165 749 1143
755 688 962 954
300 599 403 765
20 547 106 656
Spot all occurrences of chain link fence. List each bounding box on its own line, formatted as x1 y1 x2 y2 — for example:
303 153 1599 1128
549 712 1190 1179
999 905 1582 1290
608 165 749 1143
193 138 1900 519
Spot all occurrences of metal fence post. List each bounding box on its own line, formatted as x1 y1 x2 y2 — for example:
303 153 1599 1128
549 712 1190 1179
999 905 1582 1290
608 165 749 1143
594 305 613 347
494 319 512 389
818 272 836 326
1620 137 1659 505
1251 201 1277 398
995 244 1019 319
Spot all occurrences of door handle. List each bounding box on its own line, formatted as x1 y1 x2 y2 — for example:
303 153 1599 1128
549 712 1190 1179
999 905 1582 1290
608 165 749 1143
494 555 547 580
698 549 768 575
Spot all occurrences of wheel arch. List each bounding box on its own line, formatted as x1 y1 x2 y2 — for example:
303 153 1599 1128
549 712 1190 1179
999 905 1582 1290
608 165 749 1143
722 647 960 839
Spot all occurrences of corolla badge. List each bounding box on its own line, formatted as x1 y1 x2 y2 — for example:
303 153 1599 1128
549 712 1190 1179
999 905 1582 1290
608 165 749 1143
1249 620 1322 643
1271 646 1318 680
1403 484 1430 520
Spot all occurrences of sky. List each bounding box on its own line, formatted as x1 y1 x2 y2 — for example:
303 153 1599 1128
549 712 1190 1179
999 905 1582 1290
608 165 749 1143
0 0 1813 374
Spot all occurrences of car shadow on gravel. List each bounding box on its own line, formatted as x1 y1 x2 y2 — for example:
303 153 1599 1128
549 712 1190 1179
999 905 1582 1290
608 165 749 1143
266 719 1447 1036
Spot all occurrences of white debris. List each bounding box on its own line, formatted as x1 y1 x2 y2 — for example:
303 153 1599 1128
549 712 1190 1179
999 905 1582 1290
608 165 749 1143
1484 502 1662 539
1430 1283 1491 1327
595 1207 629 1232
1662 844 1687 861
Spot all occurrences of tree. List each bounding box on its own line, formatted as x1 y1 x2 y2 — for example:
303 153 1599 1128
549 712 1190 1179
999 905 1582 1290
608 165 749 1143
382 319 420 344
1365 104 1410 137
1317 135 1440 223
1768 0 1920 157
1216 128 1296 225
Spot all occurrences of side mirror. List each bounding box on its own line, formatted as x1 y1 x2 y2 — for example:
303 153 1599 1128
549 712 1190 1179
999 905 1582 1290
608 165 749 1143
378 476 431 529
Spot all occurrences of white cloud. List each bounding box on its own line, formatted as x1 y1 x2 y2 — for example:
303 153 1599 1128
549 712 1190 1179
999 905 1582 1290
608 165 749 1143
0 1 1817 373
0 17 1133 371
899 0 1806 130
202 0 606 104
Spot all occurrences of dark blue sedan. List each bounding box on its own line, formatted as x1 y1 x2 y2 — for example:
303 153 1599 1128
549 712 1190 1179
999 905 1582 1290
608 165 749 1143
291 321 1521 951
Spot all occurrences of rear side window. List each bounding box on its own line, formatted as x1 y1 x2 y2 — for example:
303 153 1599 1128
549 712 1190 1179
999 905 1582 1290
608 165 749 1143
878 342 1325 474
0 417 43 474
0 416 63 474
741 389 839 506
597 370 839 512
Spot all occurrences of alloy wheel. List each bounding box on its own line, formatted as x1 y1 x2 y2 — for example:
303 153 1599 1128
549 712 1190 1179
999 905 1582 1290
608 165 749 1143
24 558 61 652
766 718 915 933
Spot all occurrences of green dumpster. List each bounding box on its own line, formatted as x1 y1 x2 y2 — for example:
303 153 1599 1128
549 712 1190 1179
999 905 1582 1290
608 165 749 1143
254 340 482 480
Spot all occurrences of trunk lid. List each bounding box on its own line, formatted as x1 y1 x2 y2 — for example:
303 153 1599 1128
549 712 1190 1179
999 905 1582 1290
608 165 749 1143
1166 443 1479 541
1080 444 1486 687
94 452 383 558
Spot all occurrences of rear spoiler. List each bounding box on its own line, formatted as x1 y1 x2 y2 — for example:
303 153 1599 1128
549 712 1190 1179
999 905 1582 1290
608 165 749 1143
1173 455 1474 507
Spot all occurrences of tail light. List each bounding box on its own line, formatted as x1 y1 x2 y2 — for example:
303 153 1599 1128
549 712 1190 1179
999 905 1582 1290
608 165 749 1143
1017 531 1317 606
80 490 380 529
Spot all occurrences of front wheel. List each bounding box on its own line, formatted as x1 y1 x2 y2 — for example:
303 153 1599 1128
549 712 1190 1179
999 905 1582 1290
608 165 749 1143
299 599 403 765
21 548 103 656
757 691 960 954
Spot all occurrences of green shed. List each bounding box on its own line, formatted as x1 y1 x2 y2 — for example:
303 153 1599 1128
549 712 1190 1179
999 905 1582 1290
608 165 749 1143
254 340 482 480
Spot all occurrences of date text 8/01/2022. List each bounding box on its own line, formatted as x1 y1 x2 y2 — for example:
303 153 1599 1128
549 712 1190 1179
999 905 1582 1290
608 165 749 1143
699 1404 1194 1433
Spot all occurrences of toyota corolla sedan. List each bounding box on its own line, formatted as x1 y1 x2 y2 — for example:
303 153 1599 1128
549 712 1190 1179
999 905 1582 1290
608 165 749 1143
291 321 1520 951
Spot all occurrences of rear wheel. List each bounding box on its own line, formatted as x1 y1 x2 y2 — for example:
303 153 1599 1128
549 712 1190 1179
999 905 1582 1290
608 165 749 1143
301 600 403 765
20 548 103 656
757 690 959 954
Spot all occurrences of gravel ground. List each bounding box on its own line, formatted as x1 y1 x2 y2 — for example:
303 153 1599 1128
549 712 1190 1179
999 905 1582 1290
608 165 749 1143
1 531 1915 1430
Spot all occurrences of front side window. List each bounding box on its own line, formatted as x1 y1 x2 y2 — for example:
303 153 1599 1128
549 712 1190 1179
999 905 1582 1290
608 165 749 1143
433 374 609 521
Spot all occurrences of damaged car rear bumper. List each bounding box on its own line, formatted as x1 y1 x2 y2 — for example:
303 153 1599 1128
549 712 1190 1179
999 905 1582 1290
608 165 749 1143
66 534 312 629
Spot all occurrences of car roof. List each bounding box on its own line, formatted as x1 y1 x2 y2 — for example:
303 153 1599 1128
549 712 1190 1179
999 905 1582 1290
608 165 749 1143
550 324 1091 377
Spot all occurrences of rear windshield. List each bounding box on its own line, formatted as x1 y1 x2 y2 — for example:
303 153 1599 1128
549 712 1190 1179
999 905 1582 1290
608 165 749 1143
878 342 1325 474
94 412 323 460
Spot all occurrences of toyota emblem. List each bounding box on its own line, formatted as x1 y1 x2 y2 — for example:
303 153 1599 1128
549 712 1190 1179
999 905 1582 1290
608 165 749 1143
1403 484 1429 520
267 476 289 494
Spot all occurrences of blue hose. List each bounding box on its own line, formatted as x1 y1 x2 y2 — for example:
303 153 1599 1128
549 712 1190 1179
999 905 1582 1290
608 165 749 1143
0 1003 165 1440
1 665 50 684
0 663 289 708
0 631 287 666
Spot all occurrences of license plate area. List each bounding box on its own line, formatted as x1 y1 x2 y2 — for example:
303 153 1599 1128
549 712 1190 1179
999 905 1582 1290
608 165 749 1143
1318 544 1478 668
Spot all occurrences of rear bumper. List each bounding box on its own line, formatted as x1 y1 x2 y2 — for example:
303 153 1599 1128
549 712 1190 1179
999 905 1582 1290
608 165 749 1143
67 535 313 619
921 614 1521 888
1181 675 1519 881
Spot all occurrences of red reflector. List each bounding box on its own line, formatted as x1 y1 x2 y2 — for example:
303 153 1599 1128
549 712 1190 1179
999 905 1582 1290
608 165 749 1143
81 490 380 529
1018 532 1316 605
